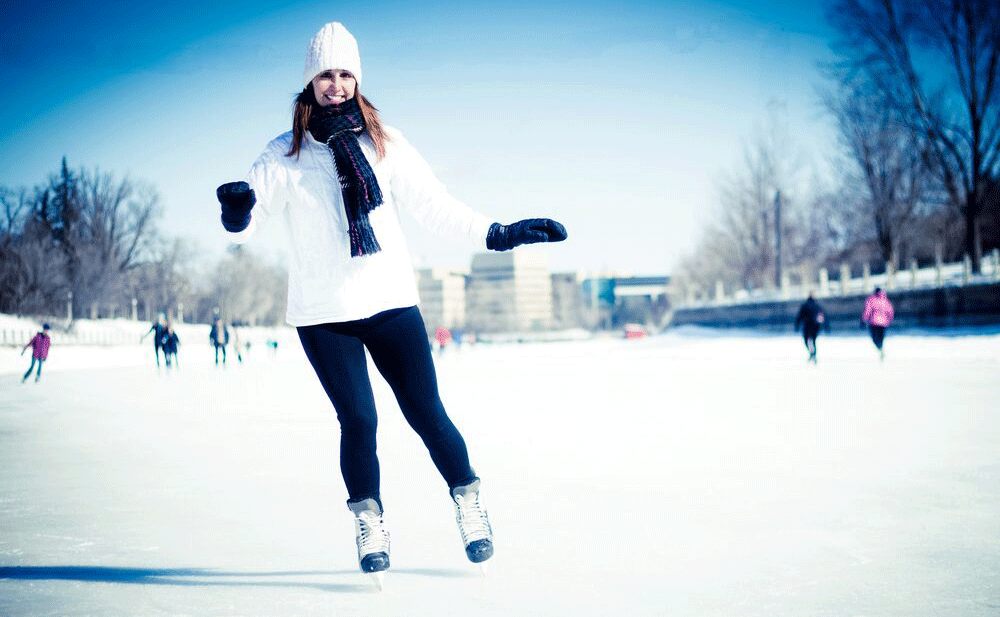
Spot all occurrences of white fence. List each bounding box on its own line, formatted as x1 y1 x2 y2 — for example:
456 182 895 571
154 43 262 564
0 317 296 349
684 249 1000 308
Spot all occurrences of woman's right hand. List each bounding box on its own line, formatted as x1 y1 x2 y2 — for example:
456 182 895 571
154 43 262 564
217 181 256 232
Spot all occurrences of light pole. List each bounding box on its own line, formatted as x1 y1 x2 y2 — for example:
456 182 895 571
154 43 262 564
774 190 782 289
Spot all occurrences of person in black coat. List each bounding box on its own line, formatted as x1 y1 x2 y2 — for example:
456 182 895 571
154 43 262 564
161 324 180 369
209 318 229 365
794 293 829 363
141 314 168 367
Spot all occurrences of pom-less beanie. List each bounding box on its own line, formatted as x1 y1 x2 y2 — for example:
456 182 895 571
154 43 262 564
303 22 363 89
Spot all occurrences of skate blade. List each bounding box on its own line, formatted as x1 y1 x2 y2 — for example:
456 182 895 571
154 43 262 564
478 562 489 576
368 571 384 590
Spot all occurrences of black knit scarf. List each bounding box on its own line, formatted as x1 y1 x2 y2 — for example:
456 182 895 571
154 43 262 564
308 98 383 257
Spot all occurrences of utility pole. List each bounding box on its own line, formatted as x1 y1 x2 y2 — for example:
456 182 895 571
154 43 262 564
774 190 782 289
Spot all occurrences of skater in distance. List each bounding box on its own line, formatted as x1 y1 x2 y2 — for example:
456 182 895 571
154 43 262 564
215 21 567 583
861 287 894 361
21 323 52 383
794 292 828 364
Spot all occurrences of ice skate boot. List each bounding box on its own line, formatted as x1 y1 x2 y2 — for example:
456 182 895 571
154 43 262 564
451 480 494 567
348 498 390 587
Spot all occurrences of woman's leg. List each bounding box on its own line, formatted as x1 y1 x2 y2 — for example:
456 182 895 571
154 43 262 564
870 325 886 350
298 324 381 502
23 358 36 382
362 307 476 490
35 359 43 380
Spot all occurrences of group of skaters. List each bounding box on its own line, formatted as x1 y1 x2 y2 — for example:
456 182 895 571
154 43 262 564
141 315 257 369
795 287 896 363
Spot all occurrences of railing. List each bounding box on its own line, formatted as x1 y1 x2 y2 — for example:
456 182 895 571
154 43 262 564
1 328 139 347
682 249 1000 308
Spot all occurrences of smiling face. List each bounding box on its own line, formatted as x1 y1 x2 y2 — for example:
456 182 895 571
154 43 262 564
312 69 357 106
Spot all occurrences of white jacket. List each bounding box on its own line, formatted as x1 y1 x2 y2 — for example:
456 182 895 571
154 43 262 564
226 127 494 326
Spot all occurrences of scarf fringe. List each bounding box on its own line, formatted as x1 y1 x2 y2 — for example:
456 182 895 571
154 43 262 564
350 217 382 257
310 100 384 258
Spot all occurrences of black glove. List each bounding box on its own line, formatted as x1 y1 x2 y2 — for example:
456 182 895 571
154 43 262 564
217 181 256 232
486 218 567 252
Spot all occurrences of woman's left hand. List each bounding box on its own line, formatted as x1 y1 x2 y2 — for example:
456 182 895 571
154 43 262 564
486 219 568 251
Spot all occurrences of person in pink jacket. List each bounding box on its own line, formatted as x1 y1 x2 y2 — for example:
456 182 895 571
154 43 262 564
21 323 52 383
861 287 894 360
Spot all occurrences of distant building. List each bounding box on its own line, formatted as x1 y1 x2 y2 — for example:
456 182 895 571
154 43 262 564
608 275 672 327
550 271 587 329
420 257 671 334
465 250 552 332
416 268 468 335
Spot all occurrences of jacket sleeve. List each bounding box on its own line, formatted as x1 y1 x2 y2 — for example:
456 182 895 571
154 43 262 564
225 144 290 244
861 297 873 324
386 129 494 246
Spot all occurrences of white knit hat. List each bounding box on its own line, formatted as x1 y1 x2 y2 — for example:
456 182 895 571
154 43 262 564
303 22 363 89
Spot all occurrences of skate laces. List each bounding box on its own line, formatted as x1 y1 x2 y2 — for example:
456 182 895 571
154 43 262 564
454 493 492 543
356 510 390 555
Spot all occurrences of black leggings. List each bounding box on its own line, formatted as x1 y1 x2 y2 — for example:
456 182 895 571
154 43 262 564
869 325 886 350
802 324 819 355
297 306 475 504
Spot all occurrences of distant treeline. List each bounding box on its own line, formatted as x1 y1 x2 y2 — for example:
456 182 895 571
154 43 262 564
0 158 287 325
676 0 1000 300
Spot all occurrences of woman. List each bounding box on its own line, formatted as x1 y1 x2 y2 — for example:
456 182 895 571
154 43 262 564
215 21 566 579
21 323 52 383
861 287 894 360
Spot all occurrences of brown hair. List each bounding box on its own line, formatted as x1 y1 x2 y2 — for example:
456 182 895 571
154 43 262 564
287 86 389 159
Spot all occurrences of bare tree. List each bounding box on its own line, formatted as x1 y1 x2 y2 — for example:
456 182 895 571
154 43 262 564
207 247 287 326
124 237 199 322
705 114 811 291
823 78 935 265
827 0 1000 271
0 186 69 314
1 159 163 316
73 169 161 309
676 109 852 298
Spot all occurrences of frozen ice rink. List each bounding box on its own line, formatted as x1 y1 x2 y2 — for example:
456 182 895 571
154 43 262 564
2 329 999 616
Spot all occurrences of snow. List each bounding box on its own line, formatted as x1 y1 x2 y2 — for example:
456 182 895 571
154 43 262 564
2 327 1000 616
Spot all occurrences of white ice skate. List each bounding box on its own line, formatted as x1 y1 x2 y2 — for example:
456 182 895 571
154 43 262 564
348 498 390 589
451 480 494 572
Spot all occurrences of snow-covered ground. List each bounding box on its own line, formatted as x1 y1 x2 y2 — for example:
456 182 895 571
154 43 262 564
2 329 999 616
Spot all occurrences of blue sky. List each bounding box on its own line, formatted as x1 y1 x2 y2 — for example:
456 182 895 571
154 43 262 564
1 0 839 274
